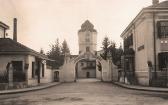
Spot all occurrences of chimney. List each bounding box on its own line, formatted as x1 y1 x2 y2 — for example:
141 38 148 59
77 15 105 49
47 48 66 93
13 18 17 42
153 0 159 5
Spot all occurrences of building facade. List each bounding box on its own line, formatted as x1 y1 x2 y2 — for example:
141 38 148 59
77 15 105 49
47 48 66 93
0 21 53 89
121 0 168 86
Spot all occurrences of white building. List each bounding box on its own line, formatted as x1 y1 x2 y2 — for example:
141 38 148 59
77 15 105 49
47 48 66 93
0 20 53 89
121 0 168 86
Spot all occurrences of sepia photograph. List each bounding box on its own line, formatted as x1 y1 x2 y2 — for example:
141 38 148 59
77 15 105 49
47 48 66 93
0 0 168 105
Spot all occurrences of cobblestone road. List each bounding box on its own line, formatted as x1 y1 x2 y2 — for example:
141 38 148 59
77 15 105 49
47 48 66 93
0 79 168 105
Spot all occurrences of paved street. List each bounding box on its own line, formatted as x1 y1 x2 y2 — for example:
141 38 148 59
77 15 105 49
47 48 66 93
0 79 168 105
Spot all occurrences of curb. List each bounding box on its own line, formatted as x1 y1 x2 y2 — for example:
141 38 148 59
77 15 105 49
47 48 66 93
0 82 61 95
113 82 168 93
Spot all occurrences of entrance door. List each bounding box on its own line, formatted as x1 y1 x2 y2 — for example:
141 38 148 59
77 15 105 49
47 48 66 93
86 72 90 78
54 71 59 82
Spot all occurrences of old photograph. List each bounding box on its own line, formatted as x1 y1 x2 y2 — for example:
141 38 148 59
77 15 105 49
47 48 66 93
0 0 168 105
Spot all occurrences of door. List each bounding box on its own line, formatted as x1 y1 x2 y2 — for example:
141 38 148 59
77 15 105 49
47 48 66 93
37 61 41 84
54 71 59 82
86 72 90 78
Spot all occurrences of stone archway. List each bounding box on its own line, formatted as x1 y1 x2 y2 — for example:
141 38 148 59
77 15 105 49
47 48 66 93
59 52 118 82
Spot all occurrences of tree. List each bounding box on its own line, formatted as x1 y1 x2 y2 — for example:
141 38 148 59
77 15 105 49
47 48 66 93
47 38 63 69
61 40 70 55
109 41 117 63
47 39 71 69
101 36 110 60
109 42 123 68
100 36 124 68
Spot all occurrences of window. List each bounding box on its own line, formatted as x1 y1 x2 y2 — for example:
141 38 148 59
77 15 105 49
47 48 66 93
12 61 23 71
158 21 168 38
12 61 25 82
42 64 45 77
32 62 35 78
85 38 90 42
81 62 84 66
158 52 168 70
92 62 96 66
86 47 90 52
124 34 133 49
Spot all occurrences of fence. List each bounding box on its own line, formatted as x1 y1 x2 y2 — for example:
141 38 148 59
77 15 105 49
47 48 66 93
0 70 8 83
0 69 27 90
150 67 168 87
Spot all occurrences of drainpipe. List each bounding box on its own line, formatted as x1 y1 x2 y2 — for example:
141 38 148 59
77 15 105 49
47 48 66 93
153 11 157 80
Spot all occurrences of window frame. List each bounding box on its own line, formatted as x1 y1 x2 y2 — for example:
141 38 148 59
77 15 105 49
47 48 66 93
157 21 168 38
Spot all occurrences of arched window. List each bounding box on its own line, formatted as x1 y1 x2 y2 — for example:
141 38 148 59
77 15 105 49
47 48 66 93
86 47 90 52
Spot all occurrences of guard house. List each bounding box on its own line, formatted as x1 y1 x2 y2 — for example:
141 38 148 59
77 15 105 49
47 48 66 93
0 20 53 89
121 0 168 86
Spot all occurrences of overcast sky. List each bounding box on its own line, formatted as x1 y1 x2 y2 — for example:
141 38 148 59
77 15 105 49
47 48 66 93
0 0 165 54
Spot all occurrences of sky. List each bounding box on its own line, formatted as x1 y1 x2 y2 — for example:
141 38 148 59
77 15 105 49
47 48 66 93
0 0 166 55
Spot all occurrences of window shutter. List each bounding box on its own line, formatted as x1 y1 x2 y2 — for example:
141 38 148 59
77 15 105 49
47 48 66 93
157 21 161 38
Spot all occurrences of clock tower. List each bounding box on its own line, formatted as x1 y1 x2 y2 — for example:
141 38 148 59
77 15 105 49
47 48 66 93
78 20 97 54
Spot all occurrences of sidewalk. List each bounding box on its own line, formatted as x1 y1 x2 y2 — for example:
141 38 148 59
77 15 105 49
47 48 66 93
114 82 168 92
0 82 61 95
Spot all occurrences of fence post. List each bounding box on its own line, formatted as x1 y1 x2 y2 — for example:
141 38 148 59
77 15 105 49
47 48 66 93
8 64 13 88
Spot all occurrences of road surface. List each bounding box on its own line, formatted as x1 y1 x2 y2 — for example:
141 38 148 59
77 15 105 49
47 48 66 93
0 79 168 105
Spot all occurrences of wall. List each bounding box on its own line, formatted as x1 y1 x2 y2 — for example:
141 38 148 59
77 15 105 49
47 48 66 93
26 55 38 86
40 68 53 83
133 12 168 85
60 54 113 82
134 15 150 85
60 57 76 82
0 55 26 73
155 12 168 66
99 59 112 82
26 55 53 85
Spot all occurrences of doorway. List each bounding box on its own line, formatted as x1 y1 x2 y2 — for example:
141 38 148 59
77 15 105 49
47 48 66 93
54 71 59 82
86 72 90 78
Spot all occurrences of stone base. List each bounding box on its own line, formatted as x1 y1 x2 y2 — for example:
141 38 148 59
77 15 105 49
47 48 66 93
135 71 149 86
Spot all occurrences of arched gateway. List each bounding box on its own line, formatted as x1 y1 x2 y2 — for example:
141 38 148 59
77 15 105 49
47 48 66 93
59 20 118 82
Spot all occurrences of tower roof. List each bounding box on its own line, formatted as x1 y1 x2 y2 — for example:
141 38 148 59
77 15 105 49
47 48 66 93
78 20 97 33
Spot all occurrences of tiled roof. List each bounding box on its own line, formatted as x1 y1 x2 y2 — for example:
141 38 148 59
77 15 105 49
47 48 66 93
0 38 49 60
147 0 168 8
